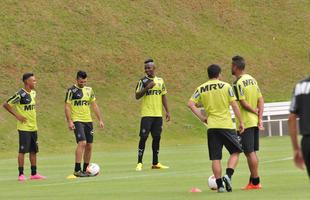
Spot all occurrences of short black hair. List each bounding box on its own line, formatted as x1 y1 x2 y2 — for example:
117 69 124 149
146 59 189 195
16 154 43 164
76 70 87 79
22 73 34 82
144 58 154 64
207 64 221 79
232 55 245 70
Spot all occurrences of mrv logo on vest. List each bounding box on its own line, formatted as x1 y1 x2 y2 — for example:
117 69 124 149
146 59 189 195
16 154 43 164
74 100 90 106
24 105 35 111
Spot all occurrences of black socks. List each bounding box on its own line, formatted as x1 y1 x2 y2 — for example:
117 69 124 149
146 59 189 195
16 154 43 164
216 178 224 188
75 163 81 172
251 177 260 185
138 136 148 163
83 163 89 172
152 136 161 165
18 167 24 176
31 166 37 176
226 168 235 179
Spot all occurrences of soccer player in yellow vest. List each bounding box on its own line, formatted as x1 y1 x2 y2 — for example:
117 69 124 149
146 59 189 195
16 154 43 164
231 55 264 189
3 73 46 181
65 71 104 177
135 59 170 171
188 64 244 193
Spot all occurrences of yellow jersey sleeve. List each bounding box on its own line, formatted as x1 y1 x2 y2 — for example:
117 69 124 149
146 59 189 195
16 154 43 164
228 85 237 102
7 92 21 106
65 89 73 104
190 88 201 104
162 81 167 95
235 82 246 101
90 88 96 102
135 80 143 93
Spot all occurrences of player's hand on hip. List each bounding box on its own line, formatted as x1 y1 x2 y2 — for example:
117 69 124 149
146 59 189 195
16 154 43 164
16 115 27 123
238 123 245 134
146 81 156 89
165 112 171 122
68 121 75 131
99 120 105 129
294 149 305 170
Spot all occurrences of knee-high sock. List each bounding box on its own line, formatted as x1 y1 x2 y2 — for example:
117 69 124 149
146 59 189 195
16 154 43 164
138 136 148 163
152 136 161 165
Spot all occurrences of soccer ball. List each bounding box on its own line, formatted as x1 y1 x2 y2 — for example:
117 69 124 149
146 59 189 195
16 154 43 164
208 175 218 190
86 163 100 176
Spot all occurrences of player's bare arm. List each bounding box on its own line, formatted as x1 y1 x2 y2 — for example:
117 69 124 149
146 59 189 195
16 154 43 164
239 100 258 115
288 113 304 170
187 100 207 124
64 103 75 130
91 101 104 129
162 95 170 122
230 101 244 133
257 97 264 130
3 102 27 123
135 81 155 100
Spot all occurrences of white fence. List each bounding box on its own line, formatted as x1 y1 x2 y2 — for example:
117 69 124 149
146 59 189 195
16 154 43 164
198 101 291 136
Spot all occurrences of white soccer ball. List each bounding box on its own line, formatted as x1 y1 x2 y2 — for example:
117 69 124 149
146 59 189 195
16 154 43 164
208 175 218 190
86 163 100 176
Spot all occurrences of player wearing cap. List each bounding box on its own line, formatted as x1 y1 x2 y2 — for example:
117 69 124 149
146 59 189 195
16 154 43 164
188 64 244 193
3 73 46 181
135 59 170 171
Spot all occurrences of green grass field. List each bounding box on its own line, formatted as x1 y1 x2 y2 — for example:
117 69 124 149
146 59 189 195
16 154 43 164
0 136 309 200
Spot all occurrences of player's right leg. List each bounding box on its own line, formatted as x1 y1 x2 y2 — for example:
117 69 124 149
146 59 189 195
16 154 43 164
301 136 310 177
18 130 30 181
136 117 152 171
240 127 261 189
207 129 225 193
73 122 88 177
222 129 243 192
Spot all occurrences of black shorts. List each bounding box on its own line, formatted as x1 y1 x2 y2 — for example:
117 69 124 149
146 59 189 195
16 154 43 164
238 127 259 153
139 117 163 138
207 129 243 160
18 130 39 153
301 136 310 176
74 122 94 143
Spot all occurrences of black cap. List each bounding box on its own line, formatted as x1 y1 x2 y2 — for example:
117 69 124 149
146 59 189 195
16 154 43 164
22 73 34 82
144 58 154 65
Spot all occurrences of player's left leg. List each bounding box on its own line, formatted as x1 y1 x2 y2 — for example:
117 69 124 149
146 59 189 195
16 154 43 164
301 136 310 177
222 129 243 192
241 127 261 189
151 117 168 169
29 132 46 180
208 129 225 192
83 122 94 172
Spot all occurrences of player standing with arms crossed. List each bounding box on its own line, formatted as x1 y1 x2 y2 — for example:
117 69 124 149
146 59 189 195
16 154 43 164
65 71 104 177
289 76 310 177
3 73 46 181
135 59 170 171
188 64 244 193
231 56 264 189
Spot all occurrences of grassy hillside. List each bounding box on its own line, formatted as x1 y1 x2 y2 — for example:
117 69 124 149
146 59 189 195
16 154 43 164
0 0 309 153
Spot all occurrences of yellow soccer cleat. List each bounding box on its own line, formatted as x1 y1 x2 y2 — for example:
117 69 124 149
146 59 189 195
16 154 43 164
152 163 169 169
66 174 77 179
136 163 143 171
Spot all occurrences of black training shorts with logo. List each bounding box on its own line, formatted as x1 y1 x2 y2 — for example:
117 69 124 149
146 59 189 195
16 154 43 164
207 129 243 160
139 117 163 138
73 122 94 143
18 130 39 153
238 127 259 153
